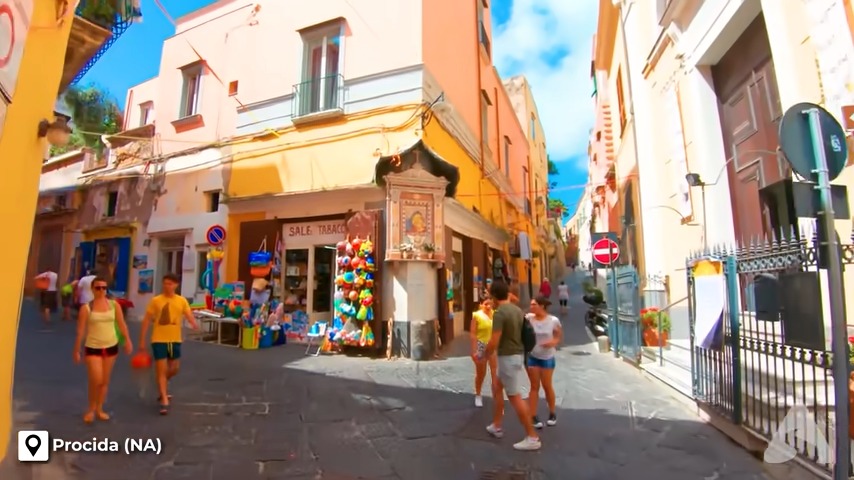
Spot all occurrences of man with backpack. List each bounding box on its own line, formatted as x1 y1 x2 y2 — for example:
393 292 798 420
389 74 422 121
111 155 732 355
484 280 541 451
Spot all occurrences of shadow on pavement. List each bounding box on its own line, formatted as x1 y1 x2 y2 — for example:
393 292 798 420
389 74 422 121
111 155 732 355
1 299 772 480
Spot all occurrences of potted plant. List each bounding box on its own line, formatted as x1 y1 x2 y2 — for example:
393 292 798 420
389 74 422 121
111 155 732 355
420 243 436 260
399 242 415 259
640 307 670 347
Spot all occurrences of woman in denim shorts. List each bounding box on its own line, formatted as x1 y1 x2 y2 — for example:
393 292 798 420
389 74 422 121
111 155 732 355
525 296 562 429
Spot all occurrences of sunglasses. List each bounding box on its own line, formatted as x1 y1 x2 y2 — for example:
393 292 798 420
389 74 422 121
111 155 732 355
93 286 108 291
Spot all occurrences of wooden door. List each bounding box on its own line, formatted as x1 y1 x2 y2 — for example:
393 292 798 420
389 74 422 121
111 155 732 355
713 14 785 241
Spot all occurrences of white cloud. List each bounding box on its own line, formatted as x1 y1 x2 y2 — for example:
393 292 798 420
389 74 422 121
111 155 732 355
493 0 597 171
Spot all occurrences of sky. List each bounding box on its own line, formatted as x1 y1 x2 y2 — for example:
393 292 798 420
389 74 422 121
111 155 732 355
80 0 596 221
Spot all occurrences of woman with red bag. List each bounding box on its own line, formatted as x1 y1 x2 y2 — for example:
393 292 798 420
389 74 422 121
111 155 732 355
73 277 133 423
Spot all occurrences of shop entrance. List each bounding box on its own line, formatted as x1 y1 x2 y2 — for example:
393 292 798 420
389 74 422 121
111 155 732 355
158 237 184 294
281 219 346 327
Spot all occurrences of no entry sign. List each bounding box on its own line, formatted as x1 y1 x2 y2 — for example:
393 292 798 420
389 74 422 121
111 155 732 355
592 237 620 267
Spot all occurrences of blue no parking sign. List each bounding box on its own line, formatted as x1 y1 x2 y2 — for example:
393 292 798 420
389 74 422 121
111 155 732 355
206 225 226 246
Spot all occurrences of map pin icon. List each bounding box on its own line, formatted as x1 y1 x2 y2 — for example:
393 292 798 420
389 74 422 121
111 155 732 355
25 435 41 456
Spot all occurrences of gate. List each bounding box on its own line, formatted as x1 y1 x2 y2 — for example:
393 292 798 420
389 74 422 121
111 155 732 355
606 265 641 363
688 231 841 475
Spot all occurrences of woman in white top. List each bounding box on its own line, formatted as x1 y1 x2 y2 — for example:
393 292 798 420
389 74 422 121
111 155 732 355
557 281 570 313
526 296 562 429
34 270 58 324
77 273 96 305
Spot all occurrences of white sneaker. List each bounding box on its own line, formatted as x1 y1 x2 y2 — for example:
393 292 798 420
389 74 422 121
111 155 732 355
513 436 542 451
486 424 504 438
474 395 483 408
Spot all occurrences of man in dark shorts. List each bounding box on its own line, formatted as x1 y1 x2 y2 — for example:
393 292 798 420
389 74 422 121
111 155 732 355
484 280 541 451
138 273 199 415
34 269 58 324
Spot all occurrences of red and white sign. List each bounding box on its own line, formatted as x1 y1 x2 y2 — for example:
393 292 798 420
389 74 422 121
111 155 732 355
592 237 620 266
0 0 32 99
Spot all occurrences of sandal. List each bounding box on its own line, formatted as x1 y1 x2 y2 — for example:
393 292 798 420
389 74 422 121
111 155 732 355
156 394 172 403
96 411 111 421
83 412 95 424
158 404 169 415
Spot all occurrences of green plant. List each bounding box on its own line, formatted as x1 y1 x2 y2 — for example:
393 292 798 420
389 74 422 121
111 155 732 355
421 243 436 252
79 0 119 28
51 84 123 157
398 243 415 252
640 307 671 333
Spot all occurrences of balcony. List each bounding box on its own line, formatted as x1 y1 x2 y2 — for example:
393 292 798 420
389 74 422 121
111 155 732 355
105 124 156 168
292 74 344 125
60 0 140 93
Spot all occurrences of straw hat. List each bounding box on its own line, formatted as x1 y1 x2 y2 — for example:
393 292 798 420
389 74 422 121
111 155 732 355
252 277 269 291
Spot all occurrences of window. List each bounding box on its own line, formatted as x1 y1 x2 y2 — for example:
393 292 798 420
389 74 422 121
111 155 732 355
523 166 530 215
106 191 118 217
503 136 511 176
616 67 627 133
530 114 536 140
205 190 220 213
56 194 67 208
298 24 342 116
480 90 491 145
180 65 203 118
477 0 491 56
228 81 238 97
139 102 152 127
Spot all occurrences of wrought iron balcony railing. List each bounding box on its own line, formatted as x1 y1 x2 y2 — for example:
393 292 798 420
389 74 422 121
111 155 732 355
71 0 141 85
292 74 344 119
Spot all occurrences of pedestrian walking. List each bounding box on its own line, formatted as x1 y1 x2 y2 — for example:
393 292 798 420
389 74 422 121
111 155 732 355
525 296 562 429
73 276 133 423
77 272 97 306
138 273 199 415
508 278 520 305
471 296 498 408
538 278 552 300
34 269 59 324
484 281 541 451
60 280 77 321
557 281 569 313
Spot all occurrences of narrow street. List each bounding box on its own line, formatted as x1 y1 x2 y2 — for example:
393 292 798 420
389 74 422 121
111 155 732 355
2 273 771 480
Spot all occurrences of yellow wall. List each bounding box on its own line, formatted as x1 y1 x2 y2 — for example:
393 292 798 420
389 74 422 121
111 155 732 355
227 106 421 198
0 2 77 462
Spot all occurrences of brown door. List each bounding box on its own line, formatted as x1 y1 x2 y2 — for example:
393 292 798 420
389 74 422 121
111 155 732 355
713 14 785 241
38 226 63 273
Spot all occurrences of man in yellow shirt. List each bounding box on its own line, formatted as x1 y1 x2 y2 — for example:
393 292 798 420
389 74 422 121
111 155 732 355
138 273 198 415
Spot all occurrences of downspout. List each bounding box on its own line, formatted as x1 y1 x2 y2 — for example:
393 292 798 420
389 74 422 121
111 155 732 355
617 1 642 267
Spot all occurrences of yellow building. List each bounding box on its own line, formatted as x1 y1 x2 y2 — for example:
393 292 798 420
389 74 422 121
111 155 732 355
0 0 135 461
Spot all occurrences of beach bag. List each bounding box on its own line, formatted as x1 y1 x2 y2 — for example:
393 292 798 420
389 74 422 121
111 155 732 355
34 277 50 290
522 315 537 354
249 238 273 277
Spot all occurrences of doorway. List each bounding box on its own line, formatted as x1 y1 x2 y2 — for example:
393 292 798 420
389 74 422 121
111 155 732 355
158 238 184 294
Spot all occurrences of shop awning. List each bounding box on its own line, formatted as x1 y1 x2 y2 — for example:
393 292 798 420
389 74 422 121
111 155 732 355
374 139 460 198
445 198 507 250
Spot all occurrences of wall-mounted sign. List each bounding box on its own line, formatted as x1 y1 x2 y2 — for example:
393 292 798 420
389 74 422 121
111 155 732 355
283 220 346 246
0 0 33 99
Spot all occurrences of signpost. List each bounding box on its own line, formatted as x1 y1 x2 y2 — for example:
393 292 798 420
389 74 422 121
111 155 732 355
591 232 620 357
779 102 849 479
205 224 226 246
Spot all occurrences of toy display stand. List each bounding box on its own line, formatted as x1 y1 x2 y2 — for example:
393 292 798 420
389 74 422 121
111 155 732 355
320 235 377 354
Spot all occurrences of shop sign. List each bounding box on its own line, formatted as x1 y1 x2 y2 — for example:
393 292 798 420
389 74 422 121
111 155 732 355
284 220 346 245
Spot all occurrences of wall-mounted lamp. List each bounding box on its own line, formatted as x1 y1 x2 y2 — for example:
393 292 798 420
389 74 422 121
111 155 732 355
685 173 705 187
38 113 72 147
685 172 709 249
421 92 451 128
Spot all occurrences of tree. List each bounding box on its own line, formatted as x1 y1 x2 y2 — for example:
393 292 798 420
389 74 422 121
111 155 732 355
546 155 568 218
50 84 123 157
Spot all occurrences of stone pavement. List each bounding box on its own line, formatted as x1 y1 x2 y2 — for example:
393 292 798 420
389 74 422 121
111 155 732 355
1 274 773 480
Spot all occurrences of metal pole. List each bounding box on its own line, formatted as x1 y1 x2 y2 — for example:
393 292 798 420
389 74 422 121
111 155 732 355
701 184 708 251
806 108 849 478
609 241 619 358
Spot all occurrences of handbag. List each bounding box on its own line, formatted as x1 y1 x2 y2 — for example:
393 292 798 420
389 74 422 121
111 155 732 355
249 238 272 277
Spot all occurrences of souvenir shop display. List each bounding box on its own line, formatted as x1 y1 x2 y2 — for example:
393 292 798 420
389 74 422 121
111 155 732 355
324 235 377 350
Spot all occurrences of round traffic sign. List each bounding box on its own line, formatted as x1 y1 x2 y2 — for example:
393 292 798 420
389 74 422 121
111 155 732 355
205 224 226 246
592 238 620 265
0 3 15 69
779 102 848 182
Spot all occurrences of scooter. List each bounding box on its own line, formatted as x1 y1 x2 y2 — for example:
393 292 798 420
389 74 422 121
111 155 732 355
583 293 609 337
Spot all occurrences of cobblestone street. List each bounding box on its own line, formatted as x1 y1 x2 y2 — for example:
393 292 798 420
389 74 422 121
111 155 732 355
1 274 772 479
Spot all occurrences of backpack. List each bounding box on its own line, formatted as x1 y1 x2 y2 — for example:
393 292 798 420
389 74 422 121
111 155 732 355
522 315 537 353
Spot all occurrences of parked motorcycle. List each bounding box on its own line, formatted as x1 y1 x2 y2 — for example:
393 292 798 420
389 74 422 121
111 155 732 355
583 293 609 337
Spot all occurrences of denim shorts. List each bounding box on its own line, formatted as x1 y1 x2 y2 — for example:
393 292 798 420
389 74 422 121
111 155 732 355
527 355 556 369
152 342 182 361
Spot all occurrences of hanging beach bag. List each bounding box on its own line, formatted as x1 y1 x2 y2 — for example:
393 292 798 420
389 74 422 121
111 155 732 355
249 238 273 277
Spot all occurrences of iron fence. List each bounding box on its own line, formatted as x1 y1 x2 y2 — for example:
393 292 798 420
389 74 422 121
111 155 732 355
688 228 854 475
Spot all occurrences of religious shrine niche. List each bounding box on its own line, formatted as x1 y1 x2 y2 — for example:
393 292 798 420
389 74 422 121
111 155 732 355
384 159 447 262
